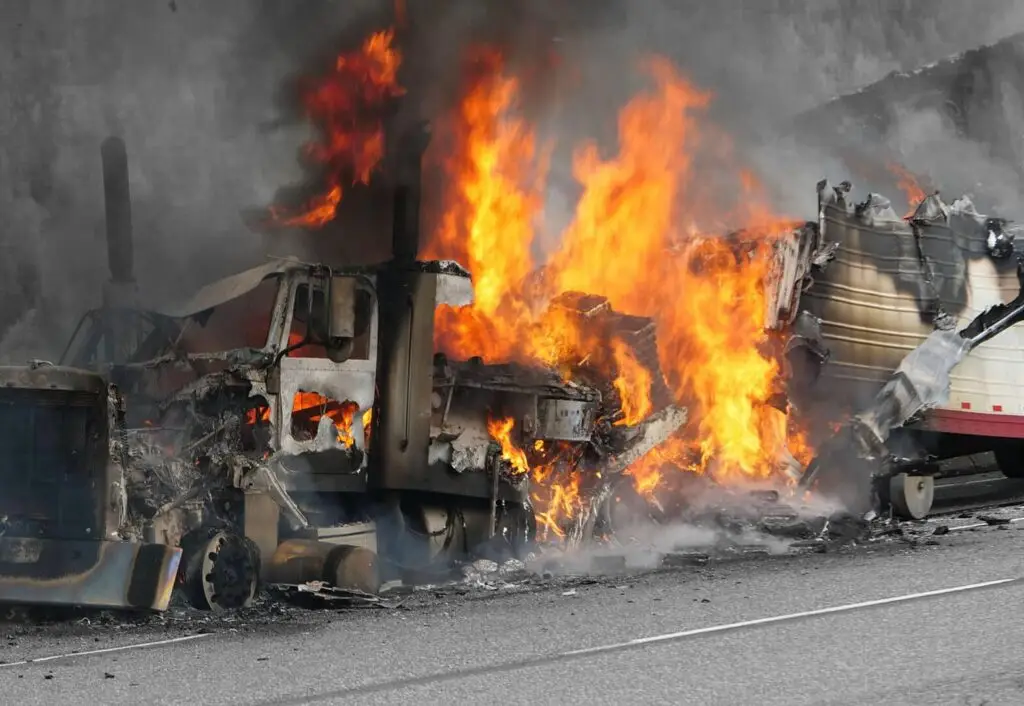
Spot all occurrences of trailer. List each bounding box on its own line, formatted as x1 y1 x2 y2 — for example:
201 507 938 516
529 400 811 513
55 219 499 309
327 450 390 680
776 179 1024 519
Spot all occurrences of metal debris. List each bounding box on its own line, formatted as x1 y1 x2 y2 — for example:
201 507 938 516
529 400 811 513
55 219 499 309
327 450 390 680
266 582 404 610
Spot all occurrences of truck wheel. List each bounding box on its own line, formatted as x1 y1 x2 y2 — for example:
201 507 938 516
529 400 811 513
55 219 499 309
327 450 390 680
182 531 260 611
889 474 934 520
994 444 1024 479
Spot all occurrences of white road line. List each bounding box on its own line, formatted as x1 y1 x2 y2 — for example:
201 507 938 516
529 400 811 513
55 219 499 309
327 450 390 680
0 633 212 669
562 577 1019 657
947 516 1024 532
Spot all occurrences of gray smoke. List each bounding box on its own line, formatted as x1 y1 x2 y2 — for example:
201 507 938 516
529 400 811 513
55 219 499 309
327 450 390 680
2 0 1022 361
537 0 1024 231
0 0 326 360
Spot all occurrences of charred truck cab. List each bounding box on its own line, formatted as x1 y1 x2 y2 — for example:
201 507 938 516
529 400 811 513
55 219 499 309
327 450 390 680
0 127 682 612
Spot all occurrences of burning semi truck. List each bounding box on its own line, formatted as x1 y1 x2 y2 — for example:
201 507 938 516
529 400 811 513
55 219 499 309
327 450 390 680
5 145 1023 613
7 24 1024 614
0 133 689 612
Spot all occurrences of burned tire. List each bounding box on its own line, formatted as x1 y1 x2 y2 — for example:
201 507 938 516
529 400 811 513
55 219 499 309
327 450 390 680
994 443 1024 479
181 531 260 611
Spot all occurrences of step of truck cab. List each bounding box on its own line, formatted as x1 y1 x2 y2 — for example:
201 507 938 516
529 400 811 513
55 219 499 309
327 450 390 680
0 538 181 612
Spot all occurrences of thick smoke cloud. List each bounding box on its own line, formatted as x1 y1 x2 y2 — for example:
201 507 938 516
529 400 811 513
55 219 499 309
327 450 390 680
540 0 1024 227
2 0 1022 361
0 0 325 359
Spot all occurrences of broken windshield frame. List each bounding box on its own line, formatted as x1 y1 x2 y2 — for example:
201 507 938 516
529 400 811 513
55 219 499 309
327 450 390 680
174 276 281 356
60 275 286 369
60 308 178 368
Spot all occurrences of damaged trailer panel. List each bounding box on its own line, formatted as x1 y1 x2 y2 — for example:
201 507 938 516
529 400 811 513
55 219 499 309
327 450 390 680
804 181 1024 437
799 254 1024 515
791 179 1024 516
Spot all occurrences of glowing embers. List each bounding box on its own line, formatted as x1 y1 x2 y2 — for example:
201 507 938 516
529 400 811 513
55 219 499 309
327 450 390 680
289 391 362 447
483 418 589 542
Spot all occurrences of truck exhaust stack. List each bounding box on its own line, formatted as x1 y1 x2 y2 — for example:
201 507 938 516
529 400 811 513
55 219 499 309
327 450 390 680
100 136 134 286
99 136 140 365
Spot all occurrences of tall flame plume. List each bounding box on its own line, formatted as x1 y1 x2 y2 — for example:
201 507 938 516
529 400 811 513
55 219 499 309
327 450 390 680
269 29 405 228
429 52 808 529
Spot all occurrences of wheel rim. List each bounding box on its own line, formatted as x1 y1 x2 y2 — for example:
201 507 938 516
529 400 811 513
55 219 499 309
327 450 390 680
187 531 259 610
889 474 935 520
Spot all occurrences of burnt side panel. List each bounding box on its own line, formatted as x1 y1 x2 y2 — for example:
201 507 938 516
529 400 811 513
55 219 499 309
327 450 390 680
371 269 437 492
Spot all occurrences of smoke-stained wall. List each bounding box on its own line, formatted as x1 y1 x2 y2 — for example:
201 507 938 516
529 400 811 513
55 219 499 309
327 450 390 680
2 0 1023 360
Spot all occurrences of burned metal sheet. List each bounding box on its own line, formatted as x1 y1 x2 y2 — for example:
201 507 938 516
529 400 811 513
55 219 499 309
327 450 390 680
535 398 594 441
0 538 180 611
154 258 298 319
601 405 689 477
801 181 1024 415
434 271 474 309
436 358 598 401
762 223 823 330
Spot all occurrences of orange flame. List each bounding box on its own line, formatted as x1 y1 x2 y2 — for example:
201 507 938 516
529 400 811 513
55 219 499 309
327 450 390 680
426 51 808 504
292 392 361 446
529 443 585 540
486 415 530 476
269 29 405 228
362 407 373 448
626 436 696 498
666 238 782 482
483 423 587 540
887 162 928 218
427 48 545 361
532 470 580 540
611 340 652 426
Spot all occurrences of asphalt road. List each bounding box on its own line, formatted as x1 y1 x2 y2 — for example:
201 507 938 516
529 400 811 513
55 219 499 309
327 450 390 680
4 518 1024 705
